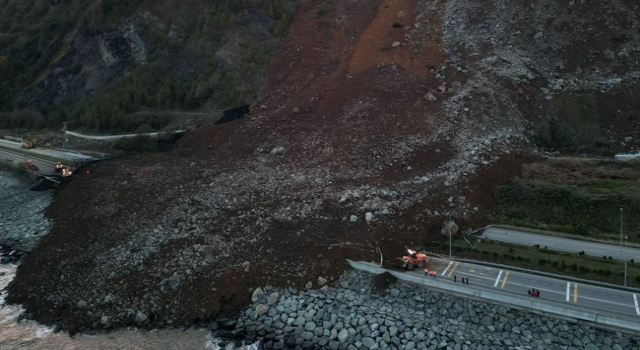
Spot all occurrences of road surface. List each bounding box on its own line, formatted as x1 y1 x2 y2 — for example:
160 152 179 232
0 139 97 162
412 256 640 319
482 226 640 261
66 130 186 141
0 147 59 175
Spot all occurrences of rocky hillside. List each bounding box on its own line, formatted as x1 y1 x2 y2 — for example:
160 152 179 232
6 0 640 334
0 0 295 131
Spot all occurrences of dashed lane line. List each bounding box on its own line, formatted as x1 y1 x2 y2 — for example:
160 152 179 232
634 294 640 316
566 282 571 302
573 283 578 304
494 270 503 287
441 261 453 276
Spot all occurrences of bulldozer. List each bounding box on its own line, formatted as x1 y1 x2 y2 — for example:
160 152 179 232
401 248 428 270
61 166 73 177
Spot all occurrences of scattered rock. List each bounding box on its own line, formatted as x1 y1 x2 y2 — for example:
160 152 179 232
317 276 328 287
424 92 438 102
365 212 373 224
256 304 269 315
266 292 280 305
270 147 287 155
251 287 264 303
134 311 148 325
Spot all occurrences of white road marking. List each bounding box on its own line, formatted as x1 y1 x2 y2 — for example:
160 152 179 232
634 294 640 316
441 261 453 276
494 270 503 287
566 282 571 302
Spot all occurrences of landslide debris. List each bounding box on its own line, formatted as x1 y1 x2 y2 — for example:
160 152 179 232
7 0 640 333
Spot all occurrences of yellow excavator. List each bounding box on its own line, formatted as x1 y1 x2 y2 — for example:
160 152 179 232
61 166 73 177
401 248 428 270
54 162 73 177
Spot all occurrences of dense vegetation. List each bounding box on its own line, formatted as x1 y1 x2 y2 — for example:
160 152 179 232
0 0 293 132
532 90 640 156
492 158 640 242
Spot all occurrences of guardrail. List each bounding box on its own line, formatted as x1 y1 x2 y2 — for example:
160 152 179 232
347 260 640 334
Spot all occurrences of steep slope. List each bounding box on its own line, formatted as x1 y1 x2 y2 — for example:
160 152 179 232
0 0 294 131
7 0 640 333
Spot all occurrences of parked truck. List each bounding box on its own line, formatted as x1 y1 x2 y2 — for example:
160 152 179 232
21 138 37 149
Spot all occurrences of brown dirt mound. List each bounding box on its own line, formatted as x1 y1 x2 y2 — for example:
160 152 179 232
373 271 398 292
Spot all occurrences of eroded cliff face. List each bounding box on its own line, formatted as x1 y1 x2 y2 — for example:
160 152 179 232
6 0 640 333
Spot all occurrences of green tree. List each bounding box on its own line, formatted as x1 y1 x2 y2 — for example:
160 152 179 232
87 0 105 27
34 0 48 16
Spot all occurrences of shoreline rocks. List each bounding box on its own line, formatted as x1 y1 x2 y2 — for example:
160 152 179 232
219 271 640 350
0 171 52 263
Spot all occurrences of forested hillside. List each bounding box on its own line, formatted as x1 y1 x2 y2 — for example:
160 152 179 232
0 0 295 132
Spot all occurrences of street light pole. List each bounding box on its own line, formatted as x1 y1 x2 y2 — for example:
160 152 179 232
620 207 626 287
625 235 628 287
449 212 452 258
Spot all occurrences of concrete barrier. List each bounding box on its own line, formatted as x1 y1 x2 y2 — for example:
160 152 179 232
347 259 640 333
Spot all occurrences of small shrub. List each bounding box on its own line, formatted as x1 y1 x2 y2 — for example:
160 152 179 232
392 22 404 28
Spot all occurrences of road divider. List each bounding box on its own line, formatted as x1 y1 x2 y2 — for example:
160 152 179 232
501 271 510 288
447 262 459 277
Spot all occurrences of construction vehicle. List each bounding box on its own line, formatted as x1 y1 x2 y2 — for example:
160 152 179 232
401 248 428 270
61 166 73 177
25 160 38 171
21 138 37 149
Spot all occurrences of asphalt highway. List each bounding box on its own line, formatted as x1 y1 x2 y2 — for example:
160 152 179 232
0 147 58 175
482 226 640 261
414 256 640 319
0 139 97 162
